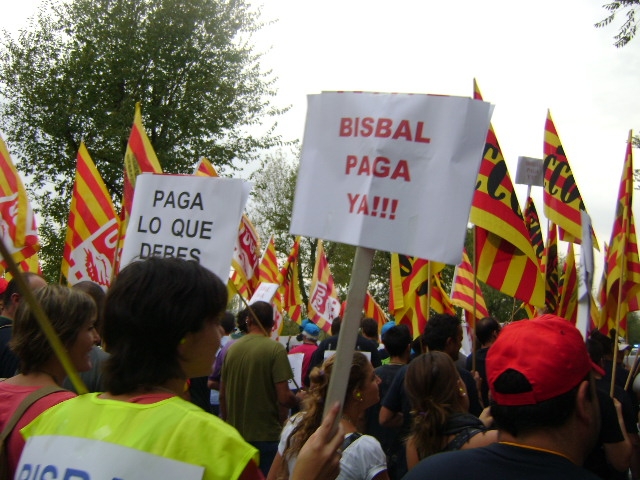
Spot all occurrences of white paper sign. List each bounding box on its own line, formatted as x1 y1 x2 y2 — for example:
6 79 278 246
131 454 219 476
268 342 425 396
515 156 544 186
288 353 304 390
249 282 279 304
290 92 492 265
17 435 204 480
120 174 250 280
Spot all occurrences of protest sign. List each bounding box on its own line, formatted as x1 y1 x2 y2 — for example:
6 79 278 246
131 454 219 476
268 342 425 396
288 353 304 390
291 92 492 265
515 156 544 186
120 174 250 280
249 282 279 304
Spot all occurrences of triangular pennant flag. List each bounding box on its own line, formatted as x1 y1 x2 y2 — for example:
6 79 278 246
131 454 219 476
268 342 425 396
62 142 120 287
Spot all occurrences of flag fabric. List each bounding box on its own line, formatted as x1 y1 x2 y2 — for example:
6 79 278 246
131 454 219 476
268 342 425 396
308 240 341 332
389 253 450 337
256 235 284 335
278 237 304 324
62 142 120 287
557 243 578 324
601 132 640 337
542 223 559 313
0 135 40 271
470 80 545 307
193 157 218 177
364 291 389 329
524 197 544 263
543 110 599 249
450 248 489 327
117 103 163 272
230 215 261 298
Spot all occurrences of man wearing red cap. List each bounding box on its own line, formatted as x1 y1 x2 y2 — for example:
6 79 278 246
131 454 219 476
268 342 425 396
404 314 603 480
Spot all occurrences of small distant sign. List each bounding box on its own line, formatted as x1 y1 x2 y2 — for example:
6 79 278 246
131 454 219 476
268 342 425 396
515 156 544 186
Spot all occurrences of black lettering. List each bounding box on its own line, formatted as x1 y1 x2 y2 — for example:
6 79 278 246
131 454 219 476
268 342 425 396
153 190 164 207
200 221 213 239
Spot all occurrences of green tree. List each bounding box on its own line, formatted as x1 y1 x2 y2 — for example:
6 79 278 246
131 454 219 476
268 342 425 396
596 0 640 47
0 0 287 281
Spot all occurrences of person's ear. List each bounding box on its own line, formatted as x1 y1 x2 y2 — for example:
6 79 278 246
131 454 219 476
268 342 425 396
574 379 597 426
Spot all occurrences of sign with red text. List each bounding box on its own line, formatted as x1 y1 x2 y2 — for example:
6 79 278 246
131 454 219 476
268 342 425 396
290 92 492 265
120 174 250 280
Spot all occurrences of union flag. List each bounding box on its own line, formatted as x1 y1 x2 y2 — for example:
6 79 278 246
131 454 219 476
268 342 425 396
62 142 119 287
471 80 544 307
308 240 341 332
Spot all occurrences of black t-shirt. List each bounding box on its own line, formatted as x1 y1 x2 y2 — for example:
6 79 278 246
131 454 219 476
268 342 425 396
404 442 601 480
466 347 489 406
0 316 18 378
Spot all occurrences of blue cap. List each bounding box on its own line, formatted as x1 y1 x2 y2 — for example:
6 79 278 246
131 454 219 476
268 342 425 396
302 322 321 340
381 321 396 337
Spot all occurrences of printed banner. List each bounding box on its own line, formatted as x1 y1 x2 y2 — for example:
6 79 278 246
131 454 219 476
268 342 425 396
120 174 250 280
291 92 492 265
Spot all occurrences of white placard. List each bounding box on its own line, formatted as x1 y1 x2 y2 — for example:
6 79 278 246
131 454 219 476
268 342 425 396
515 156 544 186
120 174 250 280
249 282 279 304
290 92 492 265
288 353 304 390
17 435 204 480
323 349 371 362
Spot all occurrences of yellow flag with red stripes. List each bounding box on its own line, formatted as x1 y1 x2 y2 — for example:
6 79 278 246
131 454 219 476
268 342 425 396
557 243 578 324
278 237 304 324
308 240 341 332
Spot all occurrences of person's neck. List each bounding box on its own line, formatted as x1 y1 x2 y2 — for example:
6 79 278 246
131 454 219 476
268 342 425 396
101 378 187 401
388 356 407 365
497 428 583 465
9 364 64 387
341 403 363 434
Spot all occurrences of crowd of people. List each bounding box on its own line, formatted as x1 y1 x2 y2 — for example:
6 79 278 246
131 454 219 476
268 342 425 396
1 256 640 480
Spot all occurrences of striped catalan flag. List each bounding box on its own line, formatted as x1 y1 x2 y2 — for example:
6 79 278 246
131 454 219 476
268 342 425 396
364 291 388 329
193 157 218 177
543 110 599 249
62 142 120 287
602 132 640 337
278 237 304 324
0 135 40 271
524 197 544 263
308 240 341 332
117 103 163 272
450 248 489 327
542 223 559 313
557 243 578 324
256 235 284 334
471 80 545 307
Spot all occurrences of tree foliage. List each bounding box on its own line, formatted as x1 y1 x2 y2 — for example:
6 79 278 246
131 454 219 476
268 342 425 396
596 1 640 47
0 0 287 281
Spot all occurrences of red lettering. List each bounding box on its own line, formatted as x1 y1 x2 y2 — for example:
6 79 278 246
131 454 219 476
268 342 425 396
361 117 374 137
347 193 359 213
375 118 393 138
357 195 369 215
345 155 358 174
390 160 411 181
415 121 431 143
373 157 390 177
392 120 412 141
339 118 352 137
357 156 371 176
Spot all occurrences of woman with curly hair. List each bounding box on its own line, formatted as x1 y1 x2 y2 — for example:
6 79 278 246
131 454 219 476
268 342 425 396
268 351 389 480
405 352 497 470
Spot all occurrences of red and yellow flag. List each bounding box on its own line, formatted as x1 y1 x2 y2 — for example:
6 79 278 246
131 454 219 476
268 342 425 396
524 197 544 263
278 237 304 324
62 142 120 287
117 103 163 272
601 132 640 337
471 81 544 307
364 291 389 329
230 215 261 298
0 135 40 271
543 110 599 249
557 243 578 324
256 235 284 334
308 240 341 332
450 248 489 327
542 223 559 313
193 157 218 177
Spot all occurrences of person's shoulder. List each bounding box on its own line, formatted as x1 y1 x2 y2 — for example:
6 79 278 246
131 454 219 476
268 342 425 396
356 335 378 352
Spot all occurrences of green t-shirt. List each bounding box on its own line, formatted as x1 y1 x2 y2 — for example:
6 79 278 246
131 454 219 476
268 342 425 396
223 334 293 441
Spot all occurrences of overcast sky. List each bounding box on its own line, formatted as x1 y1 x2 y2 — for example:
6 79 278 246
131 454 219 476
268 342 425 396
2 0 640 267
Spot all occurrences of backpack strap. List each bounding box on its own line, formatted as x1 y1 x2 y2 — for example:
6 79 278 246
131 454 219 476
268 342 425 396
444 427 485 452
0 385 65 444
341 432 363 452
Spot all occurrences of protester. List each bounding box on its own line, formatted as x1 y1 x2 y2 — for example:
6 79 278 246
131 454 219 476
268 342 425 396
208 311 236 415
377 321 396 364
465 316 501 406
405 351 497 469
0 273 47 378
221 300 298 477
365 324 411 480
268 351 389 480
0 284 98 478
61 280 109 393
289 321 321 388
404 314 603 480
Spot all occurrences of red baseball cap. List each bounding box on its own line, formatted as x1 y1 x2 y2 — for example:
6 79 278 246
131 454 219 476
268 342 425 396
487 314 605 406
